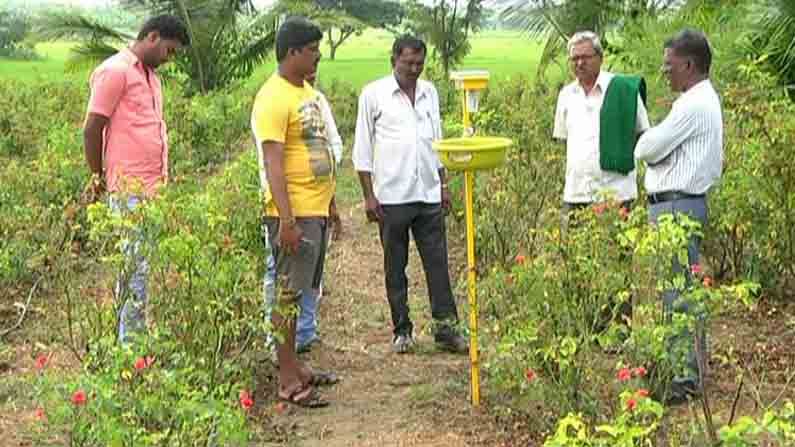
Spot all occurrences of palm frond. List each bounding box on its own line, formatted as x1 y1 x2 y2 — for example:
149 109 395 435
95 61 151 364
63 39 121 73
500 1 555 38
36 12 134 42
119 0 217 18
745 0 795 86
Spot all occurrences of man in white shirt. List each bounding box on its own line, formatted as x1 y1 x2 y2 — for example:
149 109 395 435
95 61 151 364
635 28 723 404
554 31 650 216
353 36 467 354
257 69 343 355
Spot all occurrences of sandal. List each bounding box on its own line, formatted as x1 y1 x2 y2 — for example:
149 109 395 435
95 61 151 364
278 384 329 408
310 370 340 387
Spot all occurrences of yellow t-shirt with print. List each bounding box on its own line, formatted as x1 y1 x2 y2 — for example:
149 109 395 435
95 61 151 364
251 73 336 217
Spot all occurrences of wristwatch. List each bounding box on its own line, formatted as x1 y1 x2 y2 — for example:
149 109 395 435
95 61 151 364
280 216 296 228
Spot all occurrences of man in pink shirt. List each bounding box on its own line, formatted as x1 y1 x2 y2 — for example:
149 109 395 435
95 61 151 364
83 15 189 342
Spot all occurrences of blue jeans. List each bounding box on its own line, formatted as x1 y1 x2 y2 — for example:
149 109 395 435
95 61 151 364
262 227 319 350
109 195 149 343
649 196 708 391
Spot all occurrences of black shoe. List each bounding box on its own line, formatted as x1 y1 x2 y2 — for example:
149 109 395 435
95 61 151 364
665 379 700 406
435 332 468 354
392 334 415 354
297 337 321 354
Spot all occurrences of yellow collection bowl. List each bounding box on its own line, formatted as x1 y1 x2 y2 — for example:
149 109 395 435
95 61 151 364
433 136 512 171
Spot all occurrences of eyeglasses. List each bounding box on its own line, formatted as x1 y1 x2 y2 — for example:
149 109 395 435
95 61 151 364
569 53 598 64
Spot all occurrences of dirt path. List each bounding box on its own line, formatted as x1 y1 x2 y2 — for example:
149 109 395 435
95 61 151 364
255 197 512 447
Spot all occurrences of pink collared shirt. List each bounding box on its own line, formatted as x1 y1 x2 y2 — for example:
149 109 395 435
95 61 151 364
86 48 168 197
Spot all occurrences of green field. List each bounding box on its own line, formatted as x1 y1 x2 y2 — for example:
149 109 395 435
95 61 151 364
0 41 78 81
249 30 548 89
1 30 548 89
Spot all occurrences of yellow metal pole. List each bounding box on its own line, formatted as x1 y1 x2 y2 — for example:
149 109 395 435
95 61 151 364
460 88 480 407
462 90 470 130
464 170 480 407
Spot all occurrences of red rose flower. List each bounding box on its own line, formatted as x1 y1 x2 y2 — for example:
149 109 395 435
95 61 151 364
34 354 49 371
239 390 254 411
617 368 632 382
35 407 46 420
134 357 147 370
691 264 703 275
626 398 637 411
525 368 536 382
71 390 87 406
632 366 647 378
593 203 607 215
636 389 650 398
515 254 526 265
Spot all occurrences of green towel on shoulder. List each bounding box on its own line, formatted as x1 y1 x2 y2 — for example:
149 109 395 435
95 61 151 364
600 75 647 175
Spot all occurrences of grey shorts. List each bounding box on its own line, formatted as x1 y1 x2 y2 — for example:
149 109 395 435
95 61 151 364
262 217 327 304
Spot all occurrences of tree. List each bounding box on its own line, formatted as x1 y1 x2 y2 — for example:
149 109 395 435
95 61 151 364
36 0 278 94
745 0 795 93
0 7 33 58
499 0 680 83
276 0 405 60
404 0 485 75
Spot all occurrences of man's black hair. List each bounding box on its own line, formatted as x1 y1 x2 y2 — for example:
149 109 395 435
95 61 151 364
276 17 323 62
664 28 712 75
391 35 426 60
137 15 190 46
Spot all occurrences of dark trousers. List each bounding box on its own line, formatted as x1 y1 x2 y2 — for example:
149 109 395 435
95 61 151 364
649 196 708 389
378 203 458 337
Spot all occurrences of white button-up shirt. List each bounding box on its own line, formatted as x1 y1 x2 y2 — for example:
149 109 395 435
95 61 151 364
635 79 723 195
553 71 650 203
353 75 443 205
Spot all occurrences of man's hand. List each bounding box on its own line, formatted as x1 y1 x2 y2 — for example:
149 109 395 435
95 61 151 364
329 198 343 241
278 219 303 255
81 174 105 205
441 185 451 215
364 195 384 223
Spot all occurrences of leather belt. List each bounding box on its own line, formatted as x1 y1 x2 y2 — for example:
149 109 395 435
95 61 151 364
647 191 705 205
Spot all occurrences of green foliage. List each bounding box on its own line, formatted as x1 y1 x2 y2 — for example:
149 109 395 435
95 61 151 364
719 401 795 446
499 0 679 83
32 333 251 446
277 0 405 60
22 117 264 446
544 391 664 446
0 6 35 59
743 0 795 93
404 0 485 74
1 74 266 443
458 76 561 266
36 1 278 94
166 85 254 175
705 61 795 290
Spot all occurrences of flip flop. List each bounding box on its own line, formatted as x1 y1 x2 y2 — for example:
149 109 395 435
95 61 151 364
310 370 340 387
278 384 329 409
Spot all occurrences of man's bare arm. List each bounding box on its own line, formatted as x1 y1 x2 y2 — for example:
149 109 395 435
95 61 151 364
357 171 383 222
83 113 109 175
263 141 293 223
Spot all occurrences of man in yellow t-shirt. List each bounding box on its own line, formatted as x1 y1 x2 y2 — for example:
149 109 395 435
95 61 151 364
251 17 337 408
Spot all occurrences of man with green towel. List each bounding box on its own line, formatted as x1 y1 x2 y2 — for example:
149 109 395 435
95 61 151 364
553 31 650 217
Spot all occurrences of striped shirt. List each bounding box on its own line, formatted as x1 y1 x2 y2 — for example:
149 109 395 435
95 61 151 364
635 79 723 195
